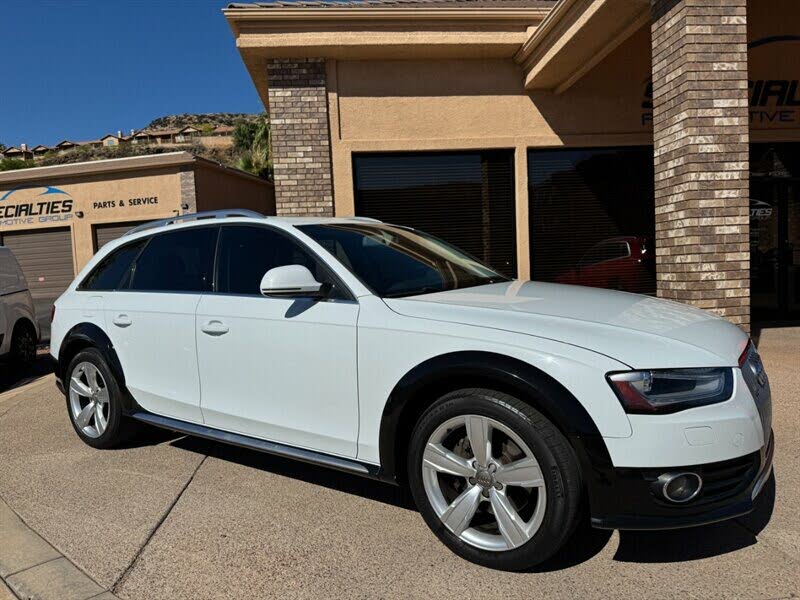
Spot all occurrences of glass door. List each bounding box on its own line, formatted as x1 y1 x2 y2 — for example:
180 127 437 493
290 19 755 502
751 180 800 320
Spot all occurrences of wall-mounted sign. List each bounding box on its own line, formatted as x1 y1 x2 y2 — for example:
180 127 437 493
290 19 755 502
0 185 73 227
92 196 159 211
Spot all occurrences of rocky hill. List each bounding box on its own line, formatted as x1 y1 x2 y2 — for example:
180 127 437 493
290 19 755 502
144 113 260 131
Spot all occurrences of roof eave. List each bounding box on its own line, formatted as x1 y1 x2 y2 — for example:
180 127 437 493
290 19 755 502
515 0 650 93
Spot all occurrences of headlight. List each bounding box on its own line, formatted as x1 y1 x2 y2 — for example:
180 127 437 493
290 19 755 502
607 368 734 414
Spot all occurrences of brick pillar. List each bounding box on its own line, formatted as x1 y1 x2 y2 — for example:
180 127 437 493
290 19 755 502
179 169 196 214
651 0 750 330
266 58 334 216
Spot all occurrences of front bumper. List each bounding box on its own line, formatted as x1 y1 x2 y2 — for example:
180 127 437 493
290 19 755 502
590 430 774 530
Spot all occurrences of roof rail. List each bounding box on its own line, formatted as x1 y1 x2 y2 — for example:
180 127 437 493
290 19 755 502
348 216 382 223
124 209 265 236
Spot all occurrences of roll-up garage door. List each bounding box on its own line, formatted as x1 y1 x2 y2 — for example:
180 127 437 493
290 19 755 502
0 227 74 340
353 151 517 277
93 221 145 251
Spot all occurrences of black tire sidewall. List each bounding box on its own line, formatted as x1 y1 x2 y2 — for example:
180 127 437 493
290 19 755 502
11 323 36 365
408 389 581 571
65 348 126 449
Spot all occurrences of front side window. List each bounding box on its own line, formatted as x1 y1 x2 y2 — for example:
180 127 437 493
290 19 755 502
129 227 217 292
299 223 508 298
216 225 342 297
80 239 146 291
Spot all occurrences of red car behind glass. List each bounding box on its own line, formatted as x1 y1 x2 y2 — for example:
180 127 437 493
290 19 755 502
556 236 655 294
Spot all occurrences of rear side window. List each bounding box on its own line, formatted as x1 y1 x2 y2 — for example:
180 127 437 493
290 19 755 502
130 227 218 292
216 225 343 297
80 239 146 291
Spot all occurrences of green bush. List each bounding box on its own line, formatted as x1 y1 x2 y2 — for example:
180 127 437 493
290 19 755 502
0 157 34 171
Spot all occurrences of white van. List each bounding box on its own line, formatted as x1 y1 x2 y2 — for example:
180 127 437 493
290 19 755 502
0 246 39 364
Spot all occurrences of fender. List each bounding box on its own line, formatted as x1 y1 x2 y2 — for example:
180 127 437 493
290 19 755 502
57 323 131 407
378 351 615 507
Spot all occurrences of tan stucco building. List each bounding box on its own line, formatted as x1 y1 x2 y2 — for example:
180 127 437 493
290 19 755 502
225 0 799 330
0 152 274 335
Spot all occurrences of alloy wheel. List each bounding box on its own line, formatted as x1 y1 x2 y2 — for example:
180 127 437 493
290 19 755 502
421 414 547 552
68 362 110 438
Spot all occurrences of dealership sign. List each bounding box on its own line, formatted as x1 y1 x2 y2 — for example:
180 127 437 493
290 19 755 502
0 185 74 227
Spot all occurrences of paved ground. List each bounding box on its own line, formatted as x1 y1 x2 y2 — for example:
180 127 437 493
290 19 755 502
0 329 798 599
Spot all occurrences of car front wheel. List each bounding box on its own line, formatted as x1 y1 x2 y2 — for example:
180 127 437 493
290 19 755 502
408 388 582 570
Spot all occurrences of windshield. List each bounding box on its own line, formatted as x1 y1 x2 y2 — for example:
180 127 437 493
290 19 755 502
298 223 509 298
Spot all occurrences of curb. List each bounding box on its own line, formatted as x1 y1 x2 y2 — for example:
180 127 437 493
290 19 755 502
0 498 121 600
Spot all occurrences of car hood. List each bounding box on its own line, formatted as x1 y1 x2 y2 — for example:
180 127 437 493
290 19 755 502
383 281 748 369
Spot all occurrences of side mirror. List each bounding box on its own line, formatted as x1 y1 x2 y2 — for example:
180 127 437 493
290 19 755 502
260 265 326 298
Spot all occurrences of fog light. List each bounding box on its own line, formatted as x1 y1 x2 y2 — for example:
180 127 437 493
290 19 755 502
656 472 702 503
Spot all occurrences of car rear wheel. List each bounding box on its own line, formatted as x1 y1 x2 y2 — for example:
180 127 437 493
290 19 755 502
408 388 582 570
66 348 131 449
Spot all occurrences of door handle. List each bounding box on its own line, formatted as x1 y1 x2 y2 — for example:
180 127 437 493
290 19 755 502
112 314 132 328
201 320 229 336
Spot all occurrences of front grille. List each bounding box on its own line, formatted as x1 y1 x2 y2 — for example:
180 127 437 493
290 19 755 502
694 452 760 506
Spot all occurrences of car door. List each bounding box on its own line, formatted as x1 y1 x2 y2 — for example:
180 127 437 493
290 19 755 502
195 224 359 458
103 226 218 423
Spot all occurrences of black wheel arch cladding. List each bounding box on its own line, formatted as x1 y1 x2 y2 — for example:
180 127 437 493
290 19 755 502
58 323 136 411
378 351 614 501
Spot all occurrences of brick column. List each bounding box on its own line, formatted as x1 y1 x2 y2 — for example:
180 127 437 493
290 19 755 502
179 169 197 214
650 0 750 329
266 58 334 216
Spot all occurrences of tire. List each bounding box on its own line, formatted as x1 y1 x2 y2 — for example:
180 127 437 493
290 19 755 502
407 388 582 571
10 321 36 365
65 348 132 449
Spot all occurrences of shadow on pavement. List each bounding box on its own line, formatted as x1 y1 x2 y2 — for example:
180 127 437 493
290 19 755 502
169 435 409 510
0 354 53 393
614 473 776 563
135 429 776 571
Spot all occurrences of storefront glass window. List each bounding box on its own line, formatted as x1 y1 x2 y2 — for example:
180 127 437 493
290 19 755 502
528 146 656 295
353 151 517 277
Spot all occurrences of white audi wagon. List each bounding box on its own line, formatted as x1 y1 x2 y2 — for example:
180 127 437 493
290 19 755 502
50 210 774 570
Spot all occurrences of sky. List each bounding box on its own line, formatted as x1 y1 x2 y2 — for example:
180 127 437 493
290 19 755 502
0 0 264 148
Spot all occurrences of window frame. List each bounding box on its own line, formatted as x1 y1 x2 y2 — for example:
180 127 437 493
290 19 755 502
211 223 357 302
77 223 358 301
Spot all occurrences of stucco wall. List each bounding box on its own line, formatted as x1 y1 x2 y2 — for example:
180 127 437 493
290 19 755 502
194 163 276 216
328 25 654 277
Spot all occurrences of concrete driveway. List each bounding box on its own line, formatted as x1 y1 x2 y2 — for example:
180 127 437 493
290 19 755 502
1 329 798 599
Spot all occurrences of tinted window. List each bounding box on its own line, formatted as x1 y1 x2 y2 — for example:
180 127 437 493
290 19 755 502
299 223 507 298
579 241 630 267
528 146 656 295
81 240 146 291
353 151 517 277
130 227 217 292
216 225 341 297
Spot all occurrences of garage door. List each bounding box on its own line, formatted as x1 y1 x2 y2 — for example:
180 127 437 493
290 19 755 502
0 227 74 340
353 151 517 277
93 221 145 251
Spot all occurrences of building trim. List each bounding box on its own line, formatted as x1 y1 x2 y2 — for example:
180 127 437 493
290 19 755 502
515 0 650 92
0 152 266 186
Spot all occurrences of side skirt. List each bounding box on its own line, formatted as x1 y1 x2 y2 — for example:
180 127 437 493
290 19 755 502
130 411 390 483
